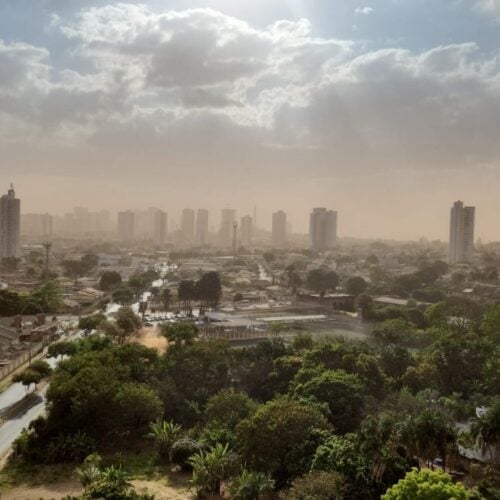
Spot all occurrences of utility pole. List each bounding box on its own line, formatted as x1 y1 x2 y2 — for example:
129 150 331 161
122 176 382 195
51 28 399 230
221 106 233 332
42 241 52 279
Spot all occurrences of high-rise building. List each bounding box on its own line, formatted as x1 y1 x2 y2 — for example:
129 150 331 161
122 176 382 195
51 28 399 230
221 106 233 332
21 213 53 240
219 209 236 247
240 215 253 248
196 209 209 246
449 200 475 264
0 185 21 259
117 210 135 241
309 207 337 251
154 210 168 246
181 208 195 245
272 210 287 247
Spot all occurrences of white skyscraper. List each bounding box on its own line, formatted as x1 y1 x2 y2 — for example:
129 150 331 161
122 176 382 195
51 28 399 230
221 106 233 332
240 215 253 248
219 208 236 247
449 200 475 264
154 210 168 246
196 209 209 246
117 210 135 241
181 208 195 245
0 185 21 259
309 207 337 251
272 210 287 247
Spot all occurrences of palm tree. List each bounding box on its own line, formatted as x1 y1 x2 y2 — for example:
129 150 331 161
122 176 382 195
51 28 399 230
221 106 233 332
189 443 232 497
147 419 182 461
472 400 500 465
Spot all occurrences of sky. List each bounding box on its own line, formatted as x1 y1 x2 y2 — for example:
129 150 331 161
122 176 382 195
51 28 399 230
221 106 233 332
1 0 500 240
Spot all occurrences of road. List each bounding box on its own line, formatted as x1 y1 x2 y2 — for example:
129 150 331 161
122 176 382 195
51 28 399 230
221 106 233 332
0 330 82 457
0 269 171 458
0 357 57 417
0 387 47 456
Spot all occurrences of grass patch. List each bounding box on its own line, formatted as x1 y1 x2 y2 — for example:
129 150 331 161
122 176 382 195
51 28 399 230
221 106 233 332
103 451 169 481
0 459 76 489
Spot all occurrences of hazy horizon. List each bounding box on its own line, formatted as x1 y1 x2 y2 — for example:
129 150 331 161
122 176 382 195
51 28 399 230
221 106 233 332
2 1 500 241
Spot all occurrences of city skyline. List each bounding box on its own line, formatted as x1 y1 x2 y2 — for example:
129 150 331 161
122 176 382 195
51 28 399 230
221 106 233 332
12 194 494 245
1 1 500 241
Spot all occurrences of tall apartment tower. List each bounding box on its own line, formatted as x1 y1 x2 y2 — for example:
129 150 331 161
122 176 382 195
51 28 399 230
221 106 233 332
449 201 475 264
196 209 209 246
240 215 253 248
21 213 53 240
117 210 135 242
181 208 195 245
272 210 287 247
219 209 236 247
0 185 21 259
154 210 168 246
309 207 337 251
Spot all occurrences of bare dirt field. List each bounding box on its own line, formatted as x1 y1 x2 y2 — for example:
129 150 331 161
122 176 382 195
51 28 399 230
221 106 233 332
0 478 193 499
134 325 168 353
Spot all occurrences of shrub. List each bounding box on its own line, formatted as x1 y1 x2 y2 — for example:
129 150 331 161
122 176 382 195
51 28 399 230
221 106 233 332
170 438 202 470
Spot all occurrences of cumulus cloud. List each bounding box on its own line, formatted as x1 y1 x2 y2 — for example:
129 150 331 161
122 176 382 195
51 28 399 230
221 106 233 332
0 3 499 179
474 0 500 19
354 6 374 15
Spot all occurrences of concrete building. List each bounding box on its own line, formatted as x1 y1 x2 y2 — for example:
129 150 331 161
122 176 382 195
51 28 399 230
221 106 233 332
272 210 287 247
117 210 135 242
449 200 475 264
240 215 253 248
181 208 195 245
196 209 209 246
154 210 168 246
21 213 53 240
309 207 337 251
219 208 236 247
0 185 21 259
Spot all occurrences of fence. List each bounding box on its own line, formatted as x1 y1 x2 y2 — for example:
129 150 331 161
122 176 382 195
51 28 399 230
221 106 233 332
0 341 45 381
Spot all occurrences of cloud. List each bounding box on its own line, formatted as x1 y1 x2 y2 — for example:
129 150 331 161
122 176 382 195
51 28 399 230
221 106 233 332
474 0 500 19
0 3 499 181
354 6 374 15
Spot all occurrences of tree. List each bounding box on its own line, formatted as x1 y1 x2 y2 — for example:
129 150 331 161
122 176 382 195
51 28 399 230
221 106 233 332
237 398 329 487
13 368 43 392
293 369 365 434
48 341 78 359
178 280 195 314
115 306 141 342
162 321 198 347
263 252 275 265
311 434 375 498
196 272 223 310
114 383 162 430
400 410 457 470
112 287 134 305
472 398 500 463
79 314 106 334
29 359 53 378
99 271 122 291
382 468 472 500
288 471 346 500
29 281 62 313
306 269 338 297
346 276 368 296
379 345 413 379
161 288 172 311
204 390 257 431
189 443 234 497
147 419 182 461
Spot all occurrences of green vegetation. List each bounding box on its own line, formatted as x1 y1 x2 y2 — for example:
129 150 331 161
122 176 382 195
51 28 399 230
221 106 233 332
8 296 499 498
0 281 62 316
